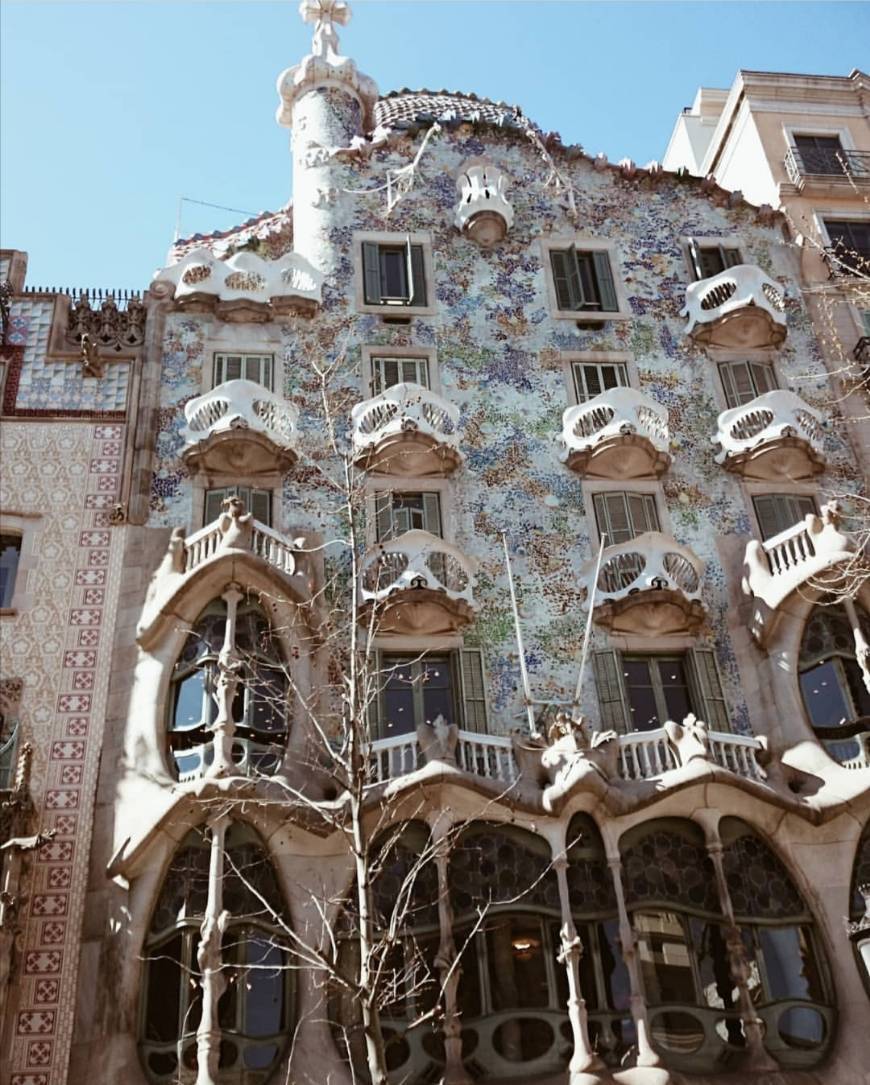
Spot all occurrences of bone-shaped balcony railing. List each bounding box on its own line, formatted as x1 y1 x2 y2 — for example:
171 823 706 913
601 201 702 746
359 529 476 606
367 725 766 785
743 504 861 612
151 247 324 306
351 382 460 457
183 517 301 579
593 531 704 601
561 386 669 457
682 264 787 340
713 389 824 465
181 380 300 453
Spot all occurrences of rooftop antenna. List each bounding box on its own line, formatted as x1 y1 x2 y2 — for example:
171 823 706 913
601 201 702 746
502 532 537 737
573 533 607 710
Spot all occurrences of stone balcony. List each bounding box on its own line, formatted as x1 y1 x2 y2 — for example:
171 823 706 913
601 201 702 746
713 389 826 480
743 502 864 627
151 247 324 320
359 528 476 634
351 382 462 476
138 499 310 647
589 532 706 636
561 387 671 479
174 735 285 783
368 722 767 788
454 161 514 247
180 379 300 475
682 264 787 349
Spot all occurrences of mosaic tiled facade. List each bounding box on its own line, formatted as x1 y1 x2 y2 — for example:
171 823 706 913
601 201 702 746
1 6 868 1085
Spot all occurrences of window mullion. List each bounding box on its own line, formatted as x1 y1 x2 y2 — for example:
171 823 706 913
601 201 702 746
651 661 668 727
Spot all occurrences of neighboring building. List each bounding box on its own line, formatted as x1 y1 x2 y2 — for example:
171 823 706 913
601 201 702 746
663 68 870 476
1 7 869 1085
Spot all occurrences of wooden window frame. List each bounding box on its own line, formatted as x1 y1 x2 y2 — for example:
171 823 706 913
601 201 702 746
354 232 436 317
683 235 744 282
203 485 274 527
373 647 488 738
717 359 779 410
362 345 440 396
750 492 819 542
540 237 632 323
211 352 275 391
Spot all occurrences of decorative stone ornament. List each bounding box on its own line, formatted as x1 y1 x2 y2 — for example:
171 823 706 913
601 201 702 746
682 263 787 349
454 160 514 247
713 389 826 480
561 386 671 479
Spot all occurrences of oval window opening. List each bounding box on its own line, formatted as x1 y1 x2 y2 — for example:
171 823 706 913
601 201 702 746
492 1017 555 1061
778 1006 827 1049
650 1011 706 1054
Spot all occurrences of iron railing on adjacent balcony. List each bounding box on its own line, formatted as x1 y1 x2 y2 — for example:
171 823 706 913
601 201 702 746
784 146 870 187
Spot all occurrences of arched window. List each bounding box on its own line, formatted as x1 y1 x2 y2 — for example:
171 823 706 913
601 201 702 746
799 603 870 765
721 818 833 1068
848 821 870 996
140 822 292 1083
330 821 441 1080
620 819 740 1071
168 595 288 780
449 823 566 1078
565 814 629 1067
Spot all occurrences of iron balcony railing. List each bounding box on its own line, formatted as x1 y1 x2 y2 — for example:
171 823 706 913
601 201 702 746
784 146 870 187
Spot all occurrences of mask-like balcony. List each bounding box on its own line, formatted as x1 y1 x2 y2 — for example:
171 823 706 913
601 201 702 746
713 390 826 480
454 161 514 247
351 383 462 477
359 529 476 635
743 502 861 619
180 380 300 475
590 532 706 636
682 264 787 349
561 387 671 479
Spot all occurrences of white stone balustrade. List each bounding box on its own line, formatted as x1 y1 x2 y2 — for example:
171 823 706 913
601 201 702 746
561 386 670 478
454 161 514 246
183 518 301 578
713 389 825 477
181 380 300 464
360 528 475 605
351 382 461 475
152 247 324 311
175 737 284 783
743 503 860 612
682 264 787 348
368 725 766 785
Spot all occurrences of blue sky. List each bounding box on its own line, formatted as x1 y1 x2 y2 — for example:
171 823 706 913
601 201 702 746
2 1 868 289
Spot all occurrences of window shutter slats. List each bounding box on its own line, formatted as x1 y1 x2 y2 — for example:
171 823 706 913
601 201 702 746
550 250 576 310
723 247 743 268
375 491 394 543
204 488 226 524
422 492 442 537
592 251 619 311
459 648 488 733
750 361 777 396
689 648 730 731
251 490 271 525
593 650 629 732
753 495 787 541
409 244 427 307
362 242 382 305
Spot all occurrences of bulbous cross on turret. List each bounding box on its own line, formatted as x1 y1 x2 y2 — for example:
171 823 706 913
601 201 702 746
300 0 350 60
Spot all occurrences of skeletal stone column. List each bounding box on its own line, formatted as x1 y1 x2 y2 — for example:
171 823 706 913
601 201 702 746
195 816 230 1085
604 851 661 1068
552 847 605 1079
428 814 473 1085
207 584 243 778
704 829 778 1071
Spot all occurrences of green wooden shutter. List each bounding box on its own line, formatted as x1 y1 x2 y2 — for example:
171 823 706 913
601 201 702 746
375 491 394 542
627 493 660 536
204 487 227 524
750 362 777 396
250 489 272 526
592 250 619 311
687 237 704 281
752 495 788 541
723 246 743 268
689 648 729 731
362 242 382 304
593 650 629 732
458 648 488 733
408 243 427 307
551 249 583 311
422 492 442 537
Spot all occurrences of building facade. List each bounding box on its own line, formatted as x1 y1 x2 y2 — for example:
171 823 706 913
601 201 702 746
662 67 870 479
1 7 869 1085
